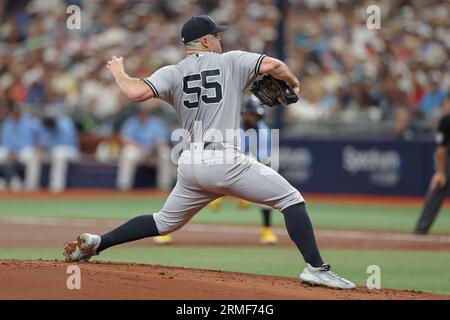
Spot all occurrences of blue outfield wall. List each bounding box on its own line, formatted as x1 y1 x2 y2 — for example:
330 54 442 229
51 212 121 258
0 138 438 196
277 138 437 196
61 138 434 195
0 163 156 190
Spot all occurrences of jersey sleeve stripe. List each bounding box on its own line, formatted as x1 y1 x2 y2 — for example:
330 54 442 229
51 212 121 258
254 54 266 76
142 79 160 98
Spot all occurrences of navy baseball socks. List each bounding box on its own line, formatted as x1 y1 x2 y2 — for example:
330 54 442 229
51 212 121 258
287 204 357 289
282 202 324 268
96 214 160 253
95 203 323 267
262 208 271 227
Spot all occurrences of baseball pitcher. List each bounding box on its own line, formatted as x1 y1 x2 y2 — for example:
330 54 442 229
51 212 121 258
64 15 355 289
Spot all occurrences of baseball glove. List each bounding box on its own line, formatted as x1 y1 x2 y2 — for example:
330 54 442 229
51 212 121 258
250 75 299 107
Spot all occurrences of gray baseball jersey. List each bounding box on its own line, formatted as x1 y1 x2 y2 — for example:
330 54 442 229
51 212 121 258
143 50 303 234
143 51 264 145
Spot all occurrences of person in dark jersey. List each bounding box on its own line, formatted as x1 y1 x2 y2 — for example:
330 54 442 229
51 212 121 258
414 99 450 234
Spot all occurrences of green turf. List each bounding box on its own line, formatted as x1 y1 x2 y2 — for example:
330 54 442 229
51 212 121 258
0 197 449 233
1 247 449 295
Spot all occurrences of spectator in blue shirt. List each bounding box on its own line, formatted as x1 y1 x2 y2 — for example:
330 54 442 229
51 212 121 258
39 113 80 193
0 102 41 191
422 80 448 115
116 106 173 191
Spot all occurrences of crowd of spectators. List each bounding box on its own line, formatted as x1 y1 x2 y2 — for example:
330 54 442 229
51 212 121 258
0 98 172 192
285 0 450 139
0 0 449 141
0 102 80 192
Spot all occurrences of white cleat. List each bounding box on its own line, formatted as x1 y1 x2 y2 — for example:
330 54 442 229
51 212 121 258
64 233 101 262
299 263 356 289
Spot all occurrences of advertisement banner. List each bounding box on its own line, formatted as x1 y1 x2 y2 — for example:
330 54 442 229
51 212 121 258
279 138 436 196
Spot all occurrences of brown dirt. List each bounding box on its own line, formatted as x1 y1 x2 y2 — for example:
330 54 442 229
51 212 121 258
0 189 449 208
2 217 450 251
0 260 448 300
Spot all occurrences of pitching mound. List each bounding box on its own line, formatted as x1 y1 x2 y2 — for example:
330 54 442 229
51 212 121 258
0 260 447 300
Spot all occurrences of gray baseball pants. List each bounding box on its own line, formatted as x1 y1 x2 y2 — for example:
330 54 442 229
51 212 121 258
153 144 303 235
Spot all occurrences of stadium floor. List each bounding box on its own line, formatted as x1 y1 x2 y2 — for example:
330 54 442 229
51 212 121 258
1 189 450 299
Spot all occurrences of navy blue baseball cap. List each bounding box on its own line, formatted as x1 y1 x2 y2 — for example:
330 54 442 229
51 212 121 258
181 15 228 43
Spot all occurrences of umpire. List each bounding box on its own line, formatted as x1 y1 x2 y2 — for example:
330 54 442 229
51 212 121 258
414 102 450 234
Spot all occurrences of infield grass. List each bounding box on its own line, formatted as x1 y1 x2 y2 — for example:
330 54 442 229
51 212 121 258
0 197 449 233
